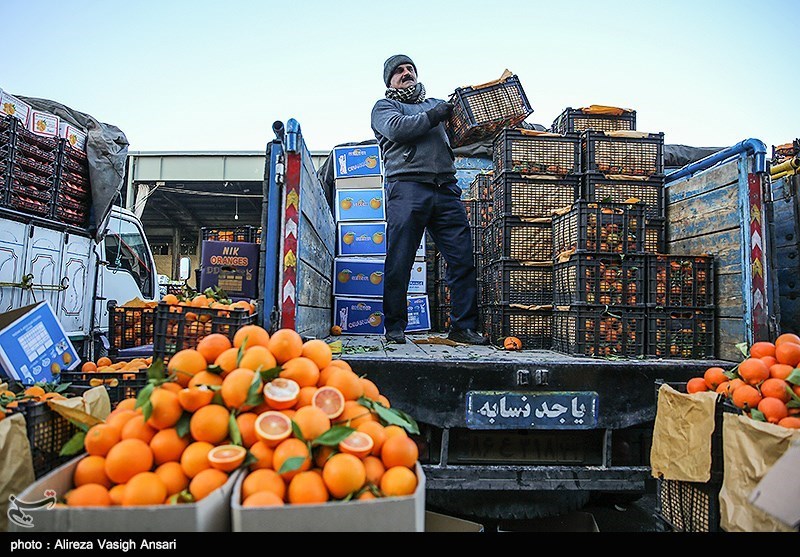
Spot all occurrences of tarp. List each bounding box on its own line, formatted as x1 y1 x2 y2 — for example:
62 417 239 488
664 144 725 169
17 96 130 242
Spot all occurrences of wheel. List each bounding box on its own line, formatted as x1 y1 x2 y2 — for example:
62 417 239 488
426 490 591 521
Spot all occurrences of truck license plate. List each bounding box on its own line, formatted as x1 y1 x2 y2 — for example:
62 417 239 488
465 391 598 429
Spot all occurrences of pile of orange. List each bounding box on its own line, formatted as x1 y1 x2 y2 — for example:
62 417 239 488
161 293 256 315
61 325 420 508
688 333 800 429
79 356 152 388
0 383 69 421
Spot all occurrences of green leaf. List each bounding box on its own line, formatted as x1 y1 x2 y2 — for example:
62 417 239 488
141 399 153 423
60 431 86 456
243 372 264 409
242 450 258 469
359 396 420 435
236 339 248 368
147 359 166 382
735 342 749 360
229 412 243 446
206 364 225 375
259 366 282 383
211 391 225 406
135 383 155 410
749 408 766 422
54 382 71 394
175 413 192 438
66 417 90 433
278 456 307 476
291 420 305 443
312 425 355 447
786 368 800 386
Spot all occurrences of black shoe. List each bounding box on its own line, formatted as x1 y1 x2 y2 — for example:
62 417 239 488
385 330 406 344
448 328 488 345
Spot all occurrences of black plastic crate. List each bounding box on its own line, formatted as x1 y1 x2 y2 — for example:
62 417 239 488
493 129 581 176
15 125 60 155
463 198 478 227
12 400 79 478
435 278 451 307
554 253 646 306
552 306 646 358
647 255 714 308
446 74 533 148
201 226 258 243
483 260 553 306
647 308 715 359
551 106 637 135
485 304 553 348
153 301 256 363
484 216 553 264
58 370 149 406
492 172 579 220
433 304 452 333
552 201 646 258
58 142 89 173
646 218 666 254
582 130 664 177
467 172 493 201
4 182 53 217
582 172 665 219
108 301 156 355
53 204 89 227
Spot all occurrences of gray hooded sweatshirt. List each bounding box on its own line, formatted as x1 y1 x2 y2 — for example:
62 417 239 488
371 97 457 186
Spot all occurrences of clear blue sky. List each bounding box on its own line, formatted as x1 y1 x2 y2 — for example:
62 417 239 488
2 0 797 155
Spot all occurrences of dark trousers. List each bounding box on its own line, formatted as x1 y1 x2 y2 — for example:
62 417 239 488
384 180 478 333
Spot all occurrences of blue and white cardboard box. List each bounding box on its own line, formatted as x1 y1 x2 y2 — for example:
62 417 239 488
338 221 387 257
0 301 80 385
334 295 431 335
333 145 383 189
335 188 386 222
333 257 426 297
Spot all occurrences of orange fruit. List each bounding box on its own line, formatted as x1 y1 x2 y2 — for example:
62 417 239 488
775 333 800 347
115 398 138 412
360 378 380 400
381 434 418 469
150 428 190 465
325 369 364 401
109 484 126 506
758 397 789 424
776 342 800 367
769 363 794 380
292 405 330 441
383 425 407 439
196 333 233 364
208 444 247 472
81 361 98 372
718 377 745 398
162 294 179 305
181 441 214 478
84 424 121 457
760 378 791 403
301 339 333 370
189 404 230 444
248 440 275 471
106 409 138 431
236 412 259 448
188 371 224 388
686 377 709 394
330 325 342 336
233 325 271 349
97 356 113 367
703 367 728 390
214 347 241 375
312 386 345 419
357 490 377 500
731 384 763 411
242 469 286 501
738 358 770 386
120 414 158 443
322 453 366 499
749 341 776 359
155 462 189 495
295 386 318 409
254 411 293 447
272 438 311 480
328 360 352 372
503 336 522 350
760 356 778 369
267 328 304 364
242 491 284 507
147 388 183 430
288 470 329 504
178 386 215 412
280 357 320 388
66 484 112 507
221 368 261 411
357 421 387 457
159 382 183 394
318 364 341 387
122 472 168 506
335 400 375 428
380 466 417 497
339 431 374 459
376 395 391 408
168 349 208 387
363 455 386 486
190 468 229 501
105 438 154 484
24 385 45 400
313 445 336 468
778 416 800 429
263 378 300 410
239 345 278 373
73 455 111 488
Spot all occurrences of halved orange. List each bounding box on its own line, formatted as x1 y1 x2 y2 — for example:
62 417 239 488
263 378 300 410
208 444 247 472
311 385 345 419
338 431 374 459
254 411 292 447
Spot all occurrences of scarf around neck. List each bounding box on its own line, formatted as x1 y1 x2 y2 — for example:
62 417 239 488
385 82 426 103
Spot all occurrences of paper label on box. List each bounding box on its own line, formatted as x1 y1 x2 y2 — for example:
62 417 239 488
335 189 385 222
333 295 430 334
28 110 59 137
59 122 88 152
0 89 31 125
333 258 422 297
338 222 387 257
408 261 426 294
333 145 382 179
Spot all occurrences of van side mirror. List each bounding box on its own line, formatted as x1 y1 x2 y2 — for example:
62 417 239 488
179 257 191 281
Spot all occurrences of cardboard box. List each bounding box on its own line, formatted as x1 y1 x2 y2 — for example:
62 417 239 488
335 188 385 222
0 302 80 385
58 122 88 152
8 456 242 532
198 240 259 298
333 295 431 334
27 110 59 138
338 221 386 257
333 144 383 189
0 88 31 125
231 463 425 532
333 257 426 297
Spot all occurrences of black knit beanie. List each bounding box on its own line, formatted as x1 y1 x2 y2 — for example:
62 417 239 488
383 55 416 87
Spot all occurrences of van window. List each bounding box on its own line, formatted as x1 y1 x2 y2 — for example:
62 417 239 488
105 218 154 298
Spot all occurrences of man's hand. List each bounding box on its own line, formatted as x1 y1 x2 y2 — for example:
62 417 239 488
426 102 455 126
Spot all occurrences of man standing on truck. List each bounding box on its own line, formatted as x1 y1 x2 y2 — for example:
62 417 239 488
371 55 487 345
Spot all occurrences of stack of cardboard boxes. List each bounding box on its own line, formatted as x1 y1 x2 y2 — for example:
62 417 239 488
331 145 431 335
